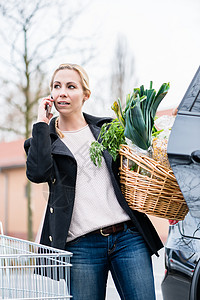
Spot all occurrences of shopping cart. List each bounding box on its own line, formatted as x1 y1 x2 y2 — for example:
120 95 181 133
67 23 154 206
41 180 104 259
0 222 72 299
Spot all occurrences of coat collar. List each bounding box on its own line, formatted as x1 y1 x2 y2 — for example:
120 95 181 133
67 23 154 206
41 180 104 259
49 113 113 159
49 113 112 139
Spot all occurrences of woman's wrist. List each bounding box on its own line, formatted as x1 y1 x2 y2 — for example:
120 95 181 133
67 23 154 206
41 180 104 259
36 118 49 124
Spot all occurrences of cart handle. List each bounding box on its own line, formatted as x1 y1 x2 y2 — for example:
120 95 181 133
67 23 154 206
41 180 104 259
0 221 3 235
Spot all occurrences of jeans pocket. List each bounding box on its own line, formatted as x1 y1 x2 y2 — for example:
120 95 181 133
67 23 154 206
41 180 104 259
127 226 140 235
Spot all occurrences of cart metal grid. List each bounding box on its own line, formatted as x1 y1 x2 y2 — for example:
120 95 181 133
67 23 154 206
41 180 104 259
0 224 72 299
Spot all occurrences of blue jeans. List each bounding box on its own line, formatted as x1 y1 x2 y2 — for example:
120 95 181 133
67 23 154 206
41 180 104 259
65 224 155 300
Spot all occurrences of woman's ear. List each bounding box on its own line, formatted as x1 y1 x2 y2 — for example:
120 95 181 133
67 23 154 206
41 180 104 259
83 91 91 102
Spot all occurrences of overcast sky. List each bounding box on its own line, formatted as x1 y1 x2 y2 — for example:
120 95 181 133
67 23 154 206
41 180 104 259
1 0 199 117
72 0 200 113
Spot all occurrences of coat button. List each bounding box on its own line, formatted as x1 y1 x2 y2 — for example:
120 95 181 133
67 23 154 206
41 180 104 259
49 235 53 242
52 178 56 184
50 207 54 213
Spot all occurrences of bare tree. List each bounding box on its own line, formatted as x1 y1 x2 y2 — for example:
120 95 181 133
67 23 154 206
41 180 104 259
110 34 137 108
0 0 94 240
0 0 94 139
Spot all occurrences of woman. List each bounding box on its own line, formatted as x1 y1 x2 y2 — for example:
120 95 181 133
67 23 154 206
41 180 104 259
24 63 163 300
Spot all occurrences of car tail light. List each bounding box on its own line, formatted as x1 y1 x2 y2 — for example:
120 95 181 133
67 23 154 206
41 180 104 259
168 220 179 225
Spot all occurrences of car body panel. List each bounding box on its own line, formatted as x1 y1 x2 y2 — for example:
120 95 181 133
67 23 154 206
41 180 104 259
162 272 191 300
162 212 200 300
162 66 200 300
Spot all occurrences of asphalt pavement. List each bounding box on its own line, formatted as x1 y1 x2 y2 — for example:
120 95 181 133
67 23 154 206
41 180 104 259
106 248 165 300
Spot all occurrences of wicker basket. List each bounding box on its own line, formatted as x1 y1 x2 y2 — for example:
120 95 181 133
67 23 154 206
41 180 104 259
119 144 189 220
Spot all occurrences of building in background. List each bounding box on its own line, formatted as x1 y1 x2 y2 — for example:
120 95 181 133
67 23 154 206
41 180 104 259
0 139 46 239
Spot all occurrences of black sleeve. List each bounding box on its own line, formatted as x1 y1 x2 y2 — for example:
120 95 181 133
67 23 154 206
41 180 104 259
24 122 53 183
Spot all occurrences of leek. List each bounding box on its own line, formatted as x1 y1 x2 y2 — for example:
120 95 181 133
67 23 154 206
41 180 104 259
113 82 170 150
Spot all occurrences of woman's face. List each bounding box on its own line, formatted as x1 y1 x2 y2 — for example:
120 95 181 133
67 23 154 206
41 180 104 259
51 69 88 116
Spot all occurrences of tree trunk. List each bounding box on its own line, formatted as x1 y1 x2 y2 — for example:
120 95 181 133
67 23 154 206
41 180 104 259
24 26 33 241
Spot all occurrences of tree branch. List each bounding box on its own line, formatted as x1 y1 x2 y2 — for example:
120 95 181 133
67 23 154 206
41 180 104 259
29 1 89 61
0 126 23 135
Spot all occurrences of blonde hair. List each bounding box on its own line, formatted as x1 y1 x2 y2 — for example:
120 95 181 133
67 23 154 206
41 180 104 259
50 63 91 98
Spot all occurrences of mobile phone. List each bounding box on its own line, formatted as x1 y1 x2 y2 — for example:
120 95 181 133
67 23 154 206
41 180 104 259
45 103 51 118
45 95 53 118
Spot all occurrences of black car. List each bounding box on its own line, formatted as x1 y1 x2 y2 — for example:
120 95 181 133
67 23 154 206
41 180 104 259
161 66 200 300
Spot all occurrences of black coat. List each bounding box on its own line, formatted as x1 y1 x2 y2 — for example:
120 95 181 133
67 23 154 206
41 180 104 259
24 113 163 256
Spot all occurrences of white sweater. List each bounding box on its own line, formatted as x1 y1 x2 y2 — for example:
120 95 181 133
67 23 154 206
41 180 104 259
61 125 130 242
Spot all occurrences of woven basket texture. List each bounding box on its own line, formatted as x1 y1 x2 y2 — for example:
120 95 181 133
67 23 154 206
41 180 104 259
119 144 189 220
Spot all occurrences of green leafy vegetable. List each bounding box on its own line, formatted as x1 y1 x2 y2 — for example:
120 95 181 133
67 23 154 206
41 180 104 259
89 119 125 167
121 82 170 150
89 142 105 168
90 81 170 167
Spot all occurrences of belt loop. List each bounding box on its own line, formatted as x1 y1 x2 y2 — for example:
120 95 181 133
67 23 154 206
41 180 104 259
124 222 128 231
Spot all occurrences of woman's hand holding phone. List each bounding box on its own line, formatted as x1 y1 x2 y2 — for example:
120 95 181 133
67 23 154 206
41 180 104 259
45 95 54 118
37 95 54 124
